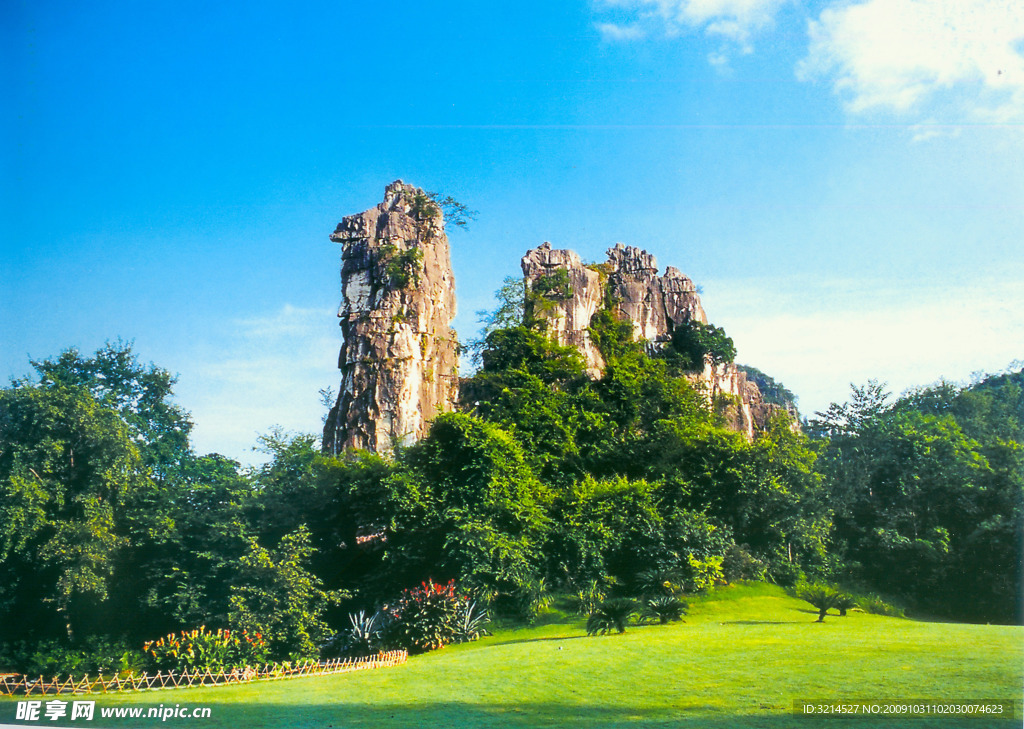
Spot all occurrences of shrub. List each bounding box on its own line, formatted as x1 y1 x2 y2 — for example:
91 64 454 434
586 598 638 635
228 527 343 661
833 592 858 616
569 580 607 616
634 568 684 597
642 595 689 625
143 627 269 673
669 319 736 368
768 560 804 587
858 594 906 618
384 579 466 653
685 554 724 593
721 545 768 582
379 243 424 288
0 638 144 678
492 577 551 621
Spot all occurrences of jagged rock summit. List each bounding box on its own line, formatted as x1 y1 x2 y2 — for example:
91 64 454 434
521 242 783 439
322 181 459 455
521 242 707 378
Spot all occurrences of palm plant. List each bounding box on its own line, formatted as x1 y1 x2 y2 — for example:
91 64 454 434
634 568 684 597
643 595 688 624
796 582 839 622
586 598 638 635
833 592 857 617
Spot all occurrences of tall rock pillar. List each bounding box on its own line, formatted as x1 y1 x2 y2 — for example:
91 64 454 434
323 181 459 455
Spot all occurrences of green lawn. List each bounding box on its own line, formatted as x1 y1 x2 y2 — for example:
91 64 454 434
2 583 1020 728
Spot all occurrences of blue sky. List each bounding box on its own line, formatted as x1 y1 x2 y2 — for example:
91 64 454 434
3 0 1022 463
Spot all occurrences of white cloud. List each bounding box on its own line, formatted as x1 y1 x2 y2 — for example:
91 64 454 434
596 0 789 53
798 0 1024 122
908 121 962 143
703 274 1024 416
596 21 648 41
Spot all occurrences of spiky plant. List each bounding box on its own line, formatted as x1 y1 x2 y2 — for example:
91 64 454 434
635 568 684 596
455 600 491 643
586 598 638 635
343 609 388 655
643 595 689 625
833 592 858 617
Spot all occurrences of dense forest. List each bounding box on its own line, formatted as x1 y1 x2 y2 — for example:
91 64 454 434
1 316 1021 670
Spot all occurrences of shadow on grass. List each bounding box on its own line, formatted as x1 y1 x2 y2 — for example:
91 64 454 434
44 700 1019 729
719 620 806 625
492 633 590 646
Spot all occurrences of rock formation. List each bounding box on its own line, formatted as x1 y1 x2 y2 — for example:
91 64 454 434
521 242 786 439
520 244 606 377
322 181 459 455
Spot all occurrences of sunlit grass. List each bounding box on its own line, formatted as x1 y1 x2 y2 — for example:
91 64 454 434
3 583 1020 728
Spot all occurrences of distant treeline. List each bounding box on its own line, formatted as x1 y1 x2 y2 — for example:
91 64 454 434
1 328 1020 664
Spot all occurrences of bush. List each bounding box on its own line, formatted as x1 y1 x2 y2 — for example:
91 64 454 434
228 527 343 661
684 554 724 593
721 545 768 582
586 598 638 635
858 594 906 618
569 580 607 616
634 568 684 597
0 638 144 678
143 627 269 673
382 579 467 653
833 592 858 616
669 320 736 369
379 243 424 288
768 560 804 587
491 577 551 622
642 596 688 625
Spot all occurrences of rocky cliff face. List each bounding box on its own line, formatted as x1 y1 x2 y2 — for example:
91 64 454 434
323 181 459 454
521 242 784 439
520 243 606 377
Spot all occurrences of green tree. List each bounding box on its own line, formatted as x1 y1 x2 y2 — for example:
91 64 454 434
814 377 1023 622
0 381 150 640
466 276 528 364
371 414 551 604
669 320 737 370
27 341 193 481
229 526 344 660
133 454 255 634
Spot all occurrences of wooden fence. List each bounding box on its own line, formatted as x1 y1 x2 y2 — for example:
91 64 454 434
0 650 407 697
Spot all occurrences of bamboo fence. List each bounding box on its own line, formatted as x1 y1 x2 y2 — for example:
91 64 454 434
0 650 407 697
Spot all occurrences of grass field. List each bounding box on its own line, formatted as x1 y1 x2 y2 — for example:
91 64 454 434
2 583 1020 728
